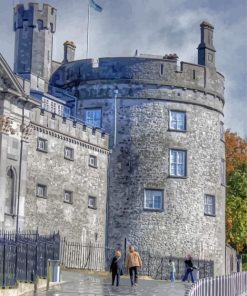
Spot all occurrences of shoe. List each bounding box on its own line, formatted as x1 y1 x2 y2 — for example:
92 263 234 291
134 283 138 286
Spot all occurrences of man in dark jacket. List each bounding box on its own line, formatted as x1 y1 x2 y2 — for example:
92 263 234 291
110 250 123 286
182 255 195 283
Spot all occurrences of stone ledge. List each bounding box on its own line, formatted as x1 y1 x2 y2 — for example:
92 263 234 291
0 278 62 296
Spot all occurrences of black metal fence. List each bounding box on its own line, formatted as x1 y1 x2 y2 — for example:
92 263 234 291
0 230 60 288
61 238 214 279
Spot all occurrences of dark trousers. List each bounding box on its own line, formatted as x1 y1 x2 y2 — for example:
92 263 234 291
112 272 120 286
129 266 138 285
182 269 194 283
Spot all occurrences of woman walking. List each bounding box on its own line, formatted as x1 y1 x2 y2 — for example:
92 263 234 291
110 250 123 287
182 255 195 283
125 245 142 286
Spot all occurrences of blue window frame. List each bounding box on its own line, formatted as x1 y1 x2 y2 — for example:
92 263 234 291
204 195 216 216
169 111 186 131
144 189 163 210
170 149 187 177
85 108 101 128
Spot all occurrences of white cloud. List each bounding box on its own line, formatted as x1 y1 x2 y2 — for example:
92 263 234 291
0 0 246 136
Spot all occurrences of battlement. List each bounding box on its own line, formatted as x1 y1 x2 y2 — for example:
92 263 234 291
30 108 109 151
14 3 56 33
50 57 224 98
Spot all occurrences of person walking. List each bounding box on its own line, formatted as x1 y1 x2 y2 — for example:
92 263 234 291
168 259 176 284
125 245 142 286
182 255 195 283
110 250 123 287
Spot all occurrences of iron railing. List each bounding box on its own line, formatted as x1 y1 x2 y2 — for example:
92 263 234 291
60 238 214 279
185 271 247 296
0 230 60 288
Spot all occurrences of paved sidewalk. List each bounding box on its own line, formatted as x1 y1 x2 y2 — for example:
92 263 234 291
28 271 189 296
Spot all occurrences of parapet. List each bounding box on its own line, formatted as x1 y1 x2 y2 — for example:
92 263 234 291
14 3 56 33
50 56 225 99
30 108 109 152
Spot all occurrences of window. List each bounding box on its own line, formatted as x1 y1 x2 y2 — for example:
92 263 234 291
204 195 215 216
5 168 16 215
64 191 73 204
36 184 47 198
221 159 226 185
88 196 97 209
89 155 97 167
169 111 186 131
160 64 164 75
193 69 196 80
220 122 224 141
170 149 187 177
144 189 163 210
37 138 48 152
85 109 101 128
64 147 74 160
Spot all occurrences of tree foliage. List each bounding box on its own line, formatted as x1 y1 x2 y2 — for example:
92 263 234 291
225 130 247 252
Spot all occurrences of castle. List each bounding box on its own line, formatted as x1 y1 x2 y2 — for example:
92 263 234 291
0 3 225 276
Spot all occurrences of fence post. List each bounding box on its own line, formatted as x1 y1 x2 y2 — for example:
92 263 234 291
2 238 6 288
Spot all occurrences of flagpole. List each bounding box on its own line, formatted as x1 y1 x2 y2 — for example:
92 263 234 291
86 0 90 58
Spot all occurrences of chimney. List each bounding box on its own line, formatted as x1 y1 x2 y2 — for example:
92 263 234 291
63 41 76 63
197 21 216 68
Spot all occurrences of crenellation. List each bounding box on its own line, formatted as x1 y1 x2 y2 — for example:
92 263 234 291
30 108 109 151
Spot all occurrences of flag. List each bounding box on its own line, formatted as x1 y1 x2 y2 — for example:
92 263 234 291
89 0 103 12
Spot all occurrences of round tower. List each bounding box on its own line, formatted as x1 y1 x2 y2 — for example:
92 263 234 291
13 3 56 81
50 22 225 276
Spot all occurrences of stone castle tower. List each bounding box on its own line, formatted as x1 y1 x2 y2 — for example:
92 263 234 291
13 3 56 81
12 2 226 276
49 22 225 276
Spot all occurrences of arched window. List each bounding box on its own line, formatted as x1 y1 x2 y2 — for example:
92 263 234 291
5 167 16 215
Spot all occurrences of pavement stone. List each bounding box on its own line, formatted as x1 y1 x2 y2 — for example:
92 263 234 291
28 271 189 296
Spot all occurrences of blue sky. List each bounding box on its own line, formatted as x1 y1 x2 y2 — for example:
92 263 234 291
0 0 246 136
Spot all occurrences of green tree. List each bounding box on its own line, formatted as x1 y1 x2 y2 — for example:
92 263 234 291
225 131 247 252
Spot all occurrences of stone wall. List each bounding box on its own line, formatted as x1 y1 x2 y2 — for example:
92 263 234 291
24 109 109 244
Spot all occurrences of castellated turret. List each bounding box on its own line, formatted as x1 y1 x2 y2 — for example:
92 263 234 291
13 3 56 82
49 22 225 276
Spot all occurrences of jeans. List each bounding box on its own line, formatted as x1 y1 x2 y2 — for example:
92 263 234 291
129 266 138 285
182 269 194 283
112 272 120 286
170 272 175 282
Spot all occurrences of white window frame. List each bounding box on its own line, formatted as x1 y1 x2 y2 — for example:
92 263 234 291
144 189 163 211
170 149 187 177
64 147 74 160
85 108 102 128
169 111 186 131
89 155 97 168
36 184 47 198
37 138 48 152
88 196 97 209
204 194 216 216
64 190 73 204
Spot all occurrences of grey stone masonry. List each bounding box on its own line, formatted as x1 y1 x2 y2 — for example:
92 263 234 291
14 3 56 81
25 109 109 244
49 21 226 276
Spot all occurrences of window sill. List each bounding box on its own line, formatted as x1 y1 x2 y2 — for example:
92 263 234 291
204 213 216 217
64 200 73 205
143 208 164 212
36 195 47 199
89 164 98 169
36 148 48 153
168 175 187 179
168 128 187 133
64 156 74 161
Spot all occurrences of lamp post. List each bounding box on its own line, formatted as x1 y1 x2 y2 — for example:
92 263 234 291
113 89 118 147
